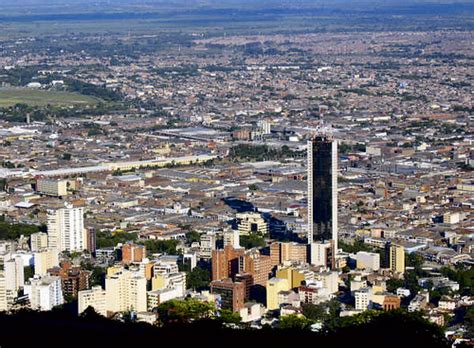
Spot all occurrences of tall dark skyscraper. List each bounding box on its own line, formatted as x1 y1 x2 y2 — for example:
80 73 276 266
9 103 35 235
307 134 338 266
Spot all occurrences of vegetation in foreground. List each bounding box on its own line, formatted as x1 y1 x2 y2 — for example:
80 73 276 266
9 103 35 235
0 307 449 348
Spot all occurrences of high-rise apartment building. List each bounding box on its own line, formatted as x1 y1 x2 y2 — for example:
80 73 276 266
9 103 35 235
307 135 338 266
34 249 60 276
387 243 405 274
4 256 24 300
105 269 147 313
270 242 307 266
78 285 107 316
223 229 240 249
266 277 291 310
30 232 48 252
241 249 272 287
85 228 96 254
210 278 245 312
24 275 64 311
199 233 216 259
48 261 90 298
121 242 145 264
0 271 7 311
211 245 245 281
47 203 86 252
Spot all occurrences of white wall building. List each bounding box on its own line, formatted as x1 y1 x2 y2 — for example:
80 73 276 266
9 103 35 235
354 287 373 311
0 272 7 311
34 249 60 276
78 286 107 316
105 270 147 313
30 232 49 252
47 203 86 252
24 275 64 311
223 229 240 249
4 256 24 299
310 241 333 267
356 251 380 271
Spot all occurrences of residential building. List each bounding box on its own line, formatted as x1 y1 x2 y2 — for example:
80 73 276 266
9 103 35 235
211 278 245 312
223 229 240 249
36 178 70 197
355 287 373 311
30 232 48 252
242 249 272 287
121 242 145 264
47 203 86 252
310 241 334 268
200 233 216 259
356 251 380 271
0 272 7 311
48 261 90 298
387 243 405 274
24 275 64 311
266 277 291 310
78 285 107 316
34 249 60 276
211 245 245 281
270 242 307 266
105 269 147 313
4 256 24 300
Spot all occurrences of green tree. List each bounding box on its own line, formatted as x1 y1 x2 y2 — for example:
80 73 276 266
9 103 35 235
217 309 242 324
155 298 215 325
186 265 211 290
240 234 266 249
387 278 404 292
185 231 200 245
279 314 314 330
95 231 137 248
24 266 34 280
248 184 259 191
140 239 179 255
0 221 40 240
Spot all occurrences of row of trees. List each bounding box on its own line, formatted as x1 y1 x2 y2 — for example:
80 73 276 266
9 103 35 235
229 144 304 162
0 220 43 240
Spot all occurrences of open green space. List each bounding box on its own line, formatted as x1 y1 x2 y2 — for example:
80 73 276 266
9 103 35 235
0 88 101 107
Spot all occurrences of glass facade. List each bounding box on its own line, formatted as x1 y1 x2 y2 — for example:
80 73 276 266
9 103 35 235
311 136 334 242
307 135 337 250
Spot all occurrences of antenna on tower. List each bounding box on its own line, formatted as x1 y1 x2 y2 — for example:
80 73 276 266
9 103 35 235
316 110 333 138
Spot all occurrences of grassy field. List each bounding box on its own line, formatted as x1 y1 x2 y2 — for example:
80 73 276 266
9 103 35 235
0 88 100 107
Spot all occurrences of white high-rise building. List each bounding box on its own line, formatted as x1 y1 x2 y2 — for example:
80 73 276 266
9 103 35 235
307 135 338 267
24 275 64 311
310 241 334 268
0 271 7 311
34 249 60 276
105 269 147 313
355 287 373 311
4 256 24 299
258 120 272 135
199 233 216 259
30 232 49 252
223 228 240 249
78 286 107 316
356 251 380 271
47 203 86 252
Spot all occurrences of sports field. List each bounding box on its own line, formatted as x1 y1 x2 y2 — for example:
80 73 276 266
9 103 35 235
0 88 100 107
